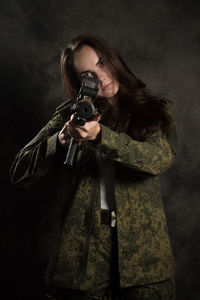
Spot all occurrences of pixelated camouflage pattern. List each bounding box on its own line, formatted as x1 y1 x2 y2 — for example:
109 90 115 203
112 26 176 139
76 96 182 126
10 99 177 292
45 277 175 299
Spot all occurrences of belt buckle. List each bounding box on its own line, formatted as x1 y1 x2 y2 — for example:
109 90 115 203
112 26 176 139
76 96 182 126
111 211 117 228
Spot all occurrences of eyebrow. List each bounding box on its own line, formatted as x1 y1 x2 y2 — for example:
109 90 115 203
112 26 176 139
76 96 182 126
80 57 102 76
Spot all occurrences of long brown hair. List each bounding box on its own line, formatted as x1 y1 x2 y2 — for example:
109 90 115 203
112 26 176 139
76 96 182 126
61 34 173 141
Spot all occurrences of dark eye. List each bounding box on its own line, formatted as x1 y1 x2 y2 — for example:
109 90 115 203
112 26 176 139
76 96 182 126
99 60 104 67
80 72 94 79
87 72 94 78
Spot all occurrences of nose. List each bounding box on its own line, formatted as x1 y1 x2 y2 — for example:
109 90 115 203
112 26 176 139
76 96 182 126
96 70 106 84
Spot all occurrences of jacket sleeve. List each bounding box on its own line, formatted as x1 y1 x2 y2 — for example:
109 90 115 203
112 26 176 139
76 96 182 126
91 103 177 176
10 100 71 187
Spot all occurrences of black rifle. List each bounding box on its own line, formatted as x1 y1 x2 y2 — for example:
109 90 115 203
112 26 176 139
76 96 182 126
64 75 99 167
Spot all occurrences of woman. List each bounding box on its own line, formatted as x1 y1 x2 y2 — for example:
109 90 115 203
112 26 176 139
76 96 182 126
10 35 177 299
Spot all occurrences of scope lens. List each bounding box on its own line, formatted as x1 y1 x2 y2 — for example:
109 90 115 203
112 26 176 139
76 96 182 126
77 101 93 119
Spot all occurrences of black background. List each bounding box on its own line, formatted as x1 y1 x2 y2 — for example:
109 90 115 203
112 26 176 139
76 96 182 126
1 0 200 299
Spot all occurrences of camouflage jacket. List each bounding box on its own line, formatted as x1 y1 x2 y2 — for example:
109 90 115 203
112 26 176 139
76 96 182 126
10 99 177 292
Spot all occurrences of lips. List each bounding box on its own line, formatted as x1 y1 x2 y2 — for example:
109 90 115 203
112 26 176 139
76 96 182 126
102 82 112 90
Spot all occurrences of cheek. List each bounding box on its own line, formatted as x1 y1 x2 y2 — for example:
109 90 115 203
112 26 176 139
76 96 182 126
115 81 119 91
107 70 113 80
102 67 112 79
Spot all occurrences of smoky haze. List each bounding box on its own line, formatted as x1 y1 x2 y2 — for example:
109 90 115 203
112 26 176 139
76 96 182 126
1 0 200 299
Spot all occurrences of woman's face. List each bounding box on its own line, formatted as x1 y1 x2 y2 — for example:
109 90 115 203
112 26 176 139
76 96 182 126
73 45 119 104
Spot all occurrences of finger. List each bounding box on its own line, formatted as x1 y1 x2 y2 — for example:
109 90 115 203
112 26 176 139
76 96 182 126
68 121 87 132
70 113 76 121
93 112 101 122
69 113 80 126
60 121 69 134
68 127 81 141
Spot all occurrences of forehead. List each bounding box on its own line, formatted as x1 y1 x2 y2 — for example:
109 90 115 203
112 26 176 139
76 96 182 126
73 45 100 73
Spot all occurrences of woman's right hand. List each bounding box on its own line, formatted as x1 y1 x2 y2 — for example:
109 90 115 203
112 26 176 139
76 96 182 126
58 116 73 147
58 114 82 147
